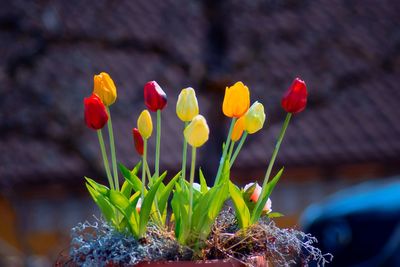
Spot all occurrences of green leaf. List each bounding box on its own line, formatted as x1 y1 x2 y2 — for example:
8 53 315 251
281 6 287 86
192 180 229 241
229 181 251 229
171 184 190 243
86 183 115 224
138 174 167 237
119 162 141 178
119 162 144 193
199 169 209 193
251 168 284 224
85 177 109 195
158 171 180 215
197 181 229 240
109 190 138 236
121 181 133 198
267 212 284 218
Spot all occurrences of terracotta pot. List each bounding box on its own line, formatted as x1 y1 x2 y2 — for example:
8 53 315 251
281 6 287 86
135 256 269 267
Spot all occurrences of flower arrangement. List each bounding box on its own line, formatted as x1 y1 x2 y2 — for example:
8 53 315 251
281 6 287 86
68 73 332 266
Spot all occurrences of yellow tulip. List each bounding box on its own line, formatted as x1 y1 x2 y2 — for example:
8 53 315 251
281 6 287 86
184 115 209 147
231 116 245 141
222 81 250 118
93 72 117 106
176 87 199 122
137 110 153 139
244 101 266 134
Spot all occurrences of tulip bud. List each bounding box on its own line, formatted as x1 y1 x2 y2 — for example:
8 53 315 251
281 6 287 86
281 77 307 114
222 81 250 118
176 87 199 122
231 116 245 141
184 115 209 148
144 81 167 112
84 94 109 130
243 182 272 213
93 72 117 106
132 128 144 156
136 198 142 213
244 101 266 134
137 110 153 139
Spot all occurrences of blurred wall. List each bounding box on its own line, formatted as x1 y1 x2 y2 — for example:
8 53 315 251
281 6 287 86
0 0 399 265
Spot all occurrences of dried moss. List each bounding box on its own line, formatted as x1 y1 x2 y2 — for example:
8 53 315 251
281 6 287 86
68 218 192 266
67 211 332 266
205 208 333 266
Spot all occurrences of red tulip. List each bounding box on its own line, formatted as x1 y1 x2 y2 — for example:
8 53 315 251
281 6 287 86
281 77 308 114
132 128 144 156
144 81 167 111
84 94 109 130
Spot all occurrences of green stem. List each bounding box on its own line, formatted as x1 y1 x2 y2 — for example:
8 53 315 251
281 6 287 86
106 107 119 191
254 113 292 215
141 140 148 201
188 147 197 229
214 118 236 185
228 141 235 162
97 130 114 190
230 132 248 168
180 121 189 187
146 163 152 185
155 110 161 180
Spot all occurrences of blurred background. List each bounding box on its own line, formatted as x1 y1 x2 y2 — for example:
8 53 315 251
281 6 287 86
1 0 400 266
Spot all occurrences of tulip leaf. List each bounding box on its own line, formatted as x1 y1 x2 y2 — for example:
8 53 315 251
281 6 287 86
251 167 284 224
86 183 115 224
199 169 208 193
138 174 166 237
121 181 133 198
196 180 229 241
158 171 180 215
171 184 190 244
119 162 143 193
109 190 138 236
267 212 284 218
229 181 251 229
85 177 109 195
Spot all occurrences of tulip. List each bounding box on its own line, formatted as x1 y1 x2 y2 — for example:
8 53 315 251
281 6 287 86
132 128 144 156
244 101 266 134
93 72 117 106
136 198 142 213
281 77 307 114
244 182 272 213
222 81 250 118
231 116 245 142
176 87 199 122
144 81 167 112
184 115 209 148
137 110 153 139
84 94 109 130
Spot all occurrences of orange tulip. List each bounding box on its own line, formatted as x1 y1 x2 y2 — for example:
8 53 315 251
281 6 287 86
222 82 250 118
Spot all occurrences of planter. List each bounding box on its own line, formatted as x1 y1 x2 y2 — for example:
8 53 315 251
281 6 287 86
135 256 268 267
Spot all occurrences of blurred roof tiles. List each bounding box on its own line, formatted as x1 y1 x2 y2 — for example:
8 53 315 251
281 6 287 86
1 0 399 187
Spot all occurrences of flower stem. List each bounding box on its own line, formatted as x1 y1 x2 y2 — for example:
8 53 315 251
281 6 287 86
230 132 248 168
188 147 197 229
228 141 235 162
97 130 114 190
180 121 189 187
106 107 119 191
141 139 148 201
146 163 152 185
254 113 292 216
155 110 161 180
214 118 236 185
